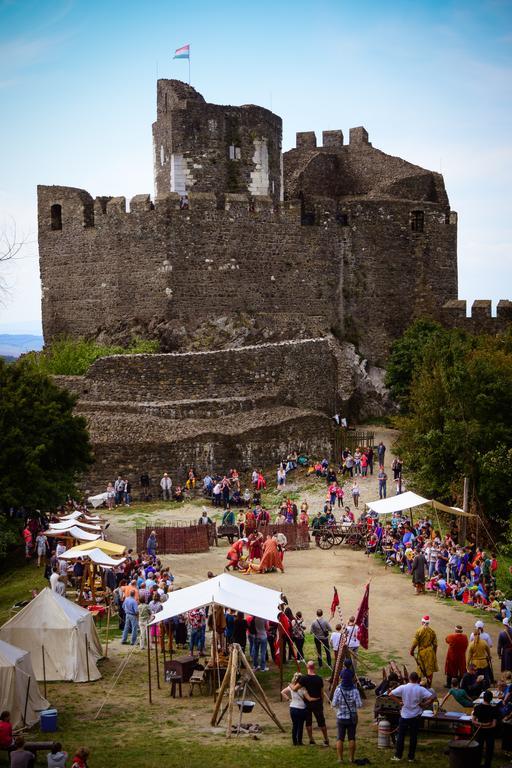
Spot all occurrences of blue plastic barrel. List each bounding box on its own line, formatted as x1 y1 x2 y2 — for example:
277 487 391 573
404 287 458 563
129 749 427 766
40 709 58 732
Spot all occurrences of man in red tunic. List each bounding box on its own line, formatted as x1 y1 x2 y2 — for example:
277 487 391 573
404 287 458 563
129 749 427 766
225 538 247 570
444 624 468 687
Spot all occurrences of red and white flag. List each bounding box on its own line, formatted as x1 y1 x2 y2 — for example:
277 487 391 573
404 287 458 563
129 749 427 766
355 583 370 649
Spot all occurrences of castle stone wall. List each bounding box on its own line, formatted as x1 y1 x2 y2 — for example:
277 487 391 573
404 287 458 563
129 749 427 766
38 185 340 348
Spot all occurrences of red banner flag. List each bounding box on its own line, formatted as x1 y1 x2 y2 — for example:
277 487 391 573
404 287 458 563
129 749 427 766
355 583 370 649
330 587 340 619
274 626 282 668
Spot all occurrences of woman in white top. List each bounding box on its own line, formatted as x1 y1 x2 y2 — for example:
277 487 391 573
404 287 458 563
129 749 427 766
282 672 307 745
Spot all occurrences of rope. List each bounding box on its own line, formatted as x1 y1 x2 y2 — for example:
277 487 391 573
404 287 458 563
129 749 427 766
92 643 139 720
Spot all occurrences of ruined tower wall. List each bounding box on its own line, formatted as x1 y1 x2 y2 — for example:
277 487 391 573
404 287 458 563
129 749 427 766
152 80 283 202
339 201 458 361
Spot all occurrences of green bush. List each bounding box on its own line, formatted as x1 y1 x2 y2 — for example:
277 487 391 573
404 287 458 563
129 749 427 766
23 337 160 376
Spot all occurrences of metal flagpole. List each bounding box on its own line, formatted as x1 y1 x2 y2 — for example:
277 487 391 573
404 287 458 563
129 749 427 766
188 49 191 85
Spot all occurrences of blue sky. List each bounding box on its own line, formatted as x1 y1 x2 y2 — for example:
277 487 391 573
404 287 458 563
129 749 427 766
0 0 511 334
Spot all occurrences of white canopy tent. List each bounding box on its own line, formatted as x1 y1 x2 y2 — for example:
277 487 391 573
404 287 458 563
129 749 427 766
46 519 102 532
366 491 466 517
60 547 126 568
60 510 102 522
150 573 282 625
44 525 101 542
0 589 103 682
0 640 49 728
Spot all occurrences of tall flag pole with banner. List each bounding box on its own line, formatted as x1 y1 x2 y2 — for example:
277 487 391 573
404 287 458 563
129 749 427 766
330 586 340 619
354 583 370 649
173 44 190 84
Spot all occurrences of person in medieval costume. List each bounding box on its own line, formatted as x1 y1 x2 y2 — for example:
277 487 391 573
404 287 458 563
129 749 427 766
444 625 468 687
255 535 284 573
497 618 512 673
248 531 264 562
225 538 247 570
411 547 426 594
410 615 438 686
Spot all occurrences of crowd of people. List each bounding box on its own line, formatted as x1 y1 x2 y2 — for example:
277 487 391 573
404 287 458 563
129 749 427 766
0 718 89 768
11 438 512 767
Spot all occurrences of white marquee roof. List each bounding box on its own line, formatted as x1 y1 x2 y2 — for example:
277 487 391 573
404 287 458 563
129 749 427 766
366 491 466 517
150 573 282 625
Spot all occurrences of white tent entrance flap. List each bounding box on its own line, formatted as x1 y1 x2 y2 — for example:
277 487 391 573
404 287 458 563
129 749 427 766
150 573 282 625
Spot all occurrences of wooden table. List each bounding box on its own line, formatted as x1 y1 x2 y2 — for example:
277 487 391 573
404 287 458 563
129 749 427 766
422 710 472 734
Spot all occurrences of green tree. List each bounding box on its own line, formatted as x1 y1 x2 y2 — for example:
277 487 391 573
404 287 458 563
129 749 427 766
394 328 512 536
385 318 445 411
0 359 93 515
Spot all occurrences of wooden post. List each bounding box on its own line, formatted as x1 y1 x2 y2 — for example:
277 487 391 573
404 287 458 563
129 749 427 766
211 651 233 725
42 645 47 699
211 599 220 699
460 476 469 545
154 630 161 689
22 675 31 726
85 634 90 682
147 626 152 704
104 605 111 658
238 645 285 732
226 644 239 738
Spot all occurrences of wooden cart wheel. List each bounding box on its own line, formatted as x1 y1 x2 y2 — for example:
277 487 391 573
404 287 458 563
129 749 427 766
318 530 334 550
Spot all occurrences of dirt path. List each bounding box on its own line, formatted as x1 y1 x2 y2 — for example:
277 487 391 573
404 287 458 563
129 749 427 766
104 427 490 686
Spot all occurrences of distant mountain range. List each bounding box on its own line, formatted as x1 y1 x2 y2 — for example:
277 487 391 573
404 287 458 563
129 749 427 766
0 334 44 358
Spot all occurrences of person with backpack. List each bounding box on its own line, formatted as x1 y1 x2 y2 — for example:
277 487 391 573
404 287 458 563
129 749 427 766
332 669 363 763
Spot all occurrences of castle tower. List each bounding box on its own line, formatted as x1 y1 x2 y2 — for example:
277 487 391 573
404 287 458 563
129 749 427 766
152 80 283 203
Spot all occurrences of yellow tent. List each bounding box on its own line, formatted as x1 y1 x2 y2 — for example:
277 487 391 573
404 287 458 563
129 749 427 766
72 540 126 556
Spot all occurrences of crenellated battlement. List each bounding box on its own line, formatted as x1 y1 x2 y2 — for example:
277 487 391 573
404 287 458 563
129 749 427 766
37 185 304 230
440 299 512 332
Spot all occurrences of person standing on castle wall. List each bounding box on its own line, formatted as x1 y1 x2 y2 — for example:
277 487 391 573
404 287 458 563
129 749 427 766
160 472 172 500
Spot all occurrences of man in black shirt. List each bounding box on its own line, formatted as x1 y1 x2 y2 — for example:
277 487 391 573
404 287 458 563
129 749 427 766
293 660 329 747
472 690 497 768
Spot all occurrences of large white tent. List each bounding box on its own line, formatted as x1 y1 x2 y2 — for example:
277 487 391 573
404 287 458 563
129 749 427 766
0 589 103 683
150 573 282 625
0 640 49 728
366 491 466 517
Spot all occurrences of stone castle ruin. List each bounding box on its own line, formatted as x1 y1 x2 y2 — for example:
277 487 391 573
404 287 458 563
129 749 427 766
37 81 512 489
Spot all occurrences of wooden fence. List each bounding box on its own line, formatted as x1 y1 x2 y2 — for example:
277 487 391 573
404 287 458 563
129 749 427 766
136 522 214 555
259 523 310 551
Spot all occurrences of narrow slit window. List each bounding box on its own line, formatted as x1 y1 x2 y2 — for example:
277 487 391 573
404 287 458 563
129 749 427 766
411 210 424 232
51 204 62 230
